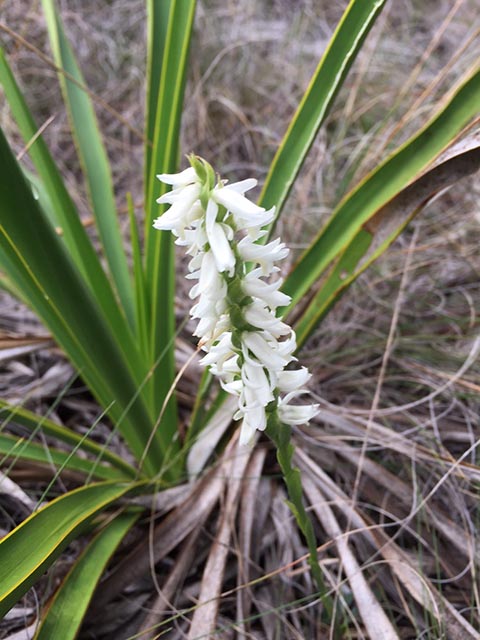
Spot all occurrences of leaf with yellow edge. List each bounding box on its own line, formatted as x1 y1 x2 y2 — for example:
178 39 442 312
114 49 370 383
0 480 142 618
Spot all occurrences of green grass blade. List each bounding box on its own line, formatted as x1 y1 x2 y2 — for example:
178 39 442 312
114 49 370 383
0 400 136 477
0 433 125 481
284 67 480 315
258 0 386 218
144 0 172 182
294 143 480 346
127 193 149 360
143 0 196 452
0 49 137 351
0 481 139 618
0 126 165 476
41 0 135 329
34 510 139 640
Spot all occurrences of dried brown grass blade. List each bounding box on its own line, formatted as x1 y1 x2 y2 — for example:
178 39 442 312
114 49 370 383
339 445 480 568
138 528 203 639
187 443 252 639
297 449 480 640
360 137 480 267
236 446 267 635
90 449 234 613
302 475 399 640
187 396 238 477
316 407 480 483
368 529 480 640
0 470 36 511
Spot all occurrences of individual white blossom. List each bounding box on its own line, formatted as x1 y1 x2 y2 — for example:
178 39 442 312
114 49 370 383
154 156 319 445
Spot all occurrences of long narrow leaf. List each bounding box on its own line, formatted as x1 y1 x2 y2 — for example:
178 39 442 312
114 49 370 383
144 0 196 452
34 510 139 639
0 480 140 618
294 142 480 345
0 399 136 477
284 67 480 313
144 0 172 182
127 193 149 360
0 50 139 360
258 0 386 219
0 127 166 476
41 0 135 329
0 433 125 481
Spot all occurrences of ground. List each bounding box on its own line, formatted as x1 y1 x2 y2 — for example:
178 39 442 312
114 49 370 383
0 1 479 638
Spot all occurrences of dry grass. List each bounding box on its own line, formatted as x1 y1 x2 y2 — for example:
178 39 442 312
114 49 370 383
0 0 479 638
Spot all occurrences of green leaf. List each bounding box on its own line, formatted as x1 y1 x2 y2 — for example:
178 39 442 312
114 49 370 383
259 0 386 219
144 0 172 184
143 0 197 453
0 49 137 356
41 0 135 329
0 400 136 478
285 67 480 331
0 480 140 618
294 139 480 346
0 126 165 476
0 433 126 481
34 510 139 639
127 193 149 361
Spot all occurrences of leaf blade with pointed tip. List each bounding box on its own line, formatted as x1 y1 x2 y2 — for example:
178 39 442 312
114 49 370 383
258 0 387 219
294 141 480 346
285 67 480 335
0 480 141 618
0 125 165 476
143 0 197 457
41 0 135 330
0 433 127 481
34 511 139 640
0 49 138 359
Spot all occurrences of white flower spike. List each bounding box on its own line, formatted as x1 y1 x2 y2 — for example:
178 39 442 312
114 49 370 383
154 155 319 445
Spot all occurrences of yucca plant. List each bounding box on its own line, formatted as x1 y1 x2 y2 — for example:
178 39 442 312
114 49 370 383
0 0 479 638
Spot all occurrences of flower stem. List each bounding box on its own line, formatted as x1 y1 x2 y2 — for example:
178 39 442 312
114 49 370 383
266 414 333 622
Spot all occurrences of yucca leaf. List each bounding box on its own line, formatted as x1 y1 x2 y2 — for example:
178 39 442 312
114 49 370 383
259 0 386 219
34 510 139 639
0 480 141 618
0 399 136 477
143 0 196 454
127 193 149 360
144 0 172 183
294 139 480 346
0 49 138 357
41 0 135 330
285 67 480 324
0 126 165 476
0 433 126 481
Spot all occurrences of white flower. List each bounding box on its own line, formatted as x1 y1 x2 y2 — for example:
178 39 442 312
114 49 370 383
189 251 223 295
241 360 274 406
200 332 236 370
238 414 258 446
277 367 311 393
277 392 319 426
242 331 290 371
244 301 291 338
213 183 264 217
207 222 236 275
157 166 197 186
243 269 291 309
154 183 201 237
219 178 257 194
238 236 289 275
154 159 319 447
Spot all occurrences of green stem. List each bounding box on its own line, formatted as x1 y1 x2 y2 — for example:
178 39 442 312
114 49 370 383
266 414 333 623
